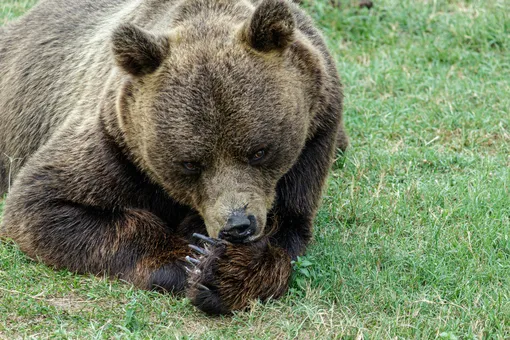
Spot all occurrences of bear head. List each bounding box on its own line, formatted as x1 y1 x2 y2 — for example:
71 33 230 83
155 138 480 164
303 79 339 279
110 0 327 242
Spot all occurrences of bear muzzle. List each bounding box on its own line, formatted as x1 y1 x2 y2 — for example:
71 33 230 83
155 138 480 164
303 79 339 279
201 192 269 242
218 211 257 243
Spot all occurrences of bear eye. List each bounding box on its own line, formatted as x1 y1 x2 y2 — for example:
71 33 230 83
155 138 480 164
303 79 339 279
249 149 266 165
182 162 201 174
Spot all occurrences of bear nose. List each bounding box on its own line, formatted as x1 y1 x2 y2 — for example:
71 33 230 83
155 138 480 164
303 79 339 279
219 213 257 243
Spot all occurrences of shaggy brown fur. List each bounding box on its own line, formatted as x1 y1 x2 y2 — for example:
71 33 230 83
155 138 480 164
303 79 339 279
0 0 347 314
293 0 373 10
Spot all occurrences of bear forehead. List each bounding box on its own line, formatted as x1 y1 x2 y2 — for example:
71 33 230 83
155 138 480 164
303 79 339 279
150 81 300 154
147 63 305 163
138 42 307 161
152 52 302 126
163 42 290 85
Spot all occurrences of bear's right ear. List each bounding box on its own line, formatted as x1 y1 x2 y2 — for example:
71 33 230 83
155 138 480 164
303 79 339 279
111 24 170 76
242 0 295 52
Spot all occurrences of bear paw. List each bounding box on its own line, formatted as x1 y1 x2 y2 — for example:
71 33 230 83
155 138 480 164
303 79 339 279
184 233 289 315
185 234 231 315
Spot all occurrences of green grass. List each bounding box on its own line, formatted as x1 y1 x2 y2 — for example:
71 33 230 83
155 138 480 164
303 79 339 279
1 0 509 338
0 0 36 24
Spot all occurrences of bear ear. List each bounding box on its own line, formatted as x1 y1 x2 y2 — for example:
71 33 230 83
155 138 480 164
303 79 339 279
111 23 170 76
243 0 296 52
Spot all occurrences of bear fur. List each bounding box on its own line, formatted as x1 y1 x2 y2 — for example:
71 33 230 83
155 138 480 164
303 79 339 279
0 0 347 314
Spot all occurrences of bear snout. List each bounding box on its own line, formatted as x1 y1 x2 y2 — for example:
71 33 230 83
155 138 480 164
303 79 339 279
218 212 257 243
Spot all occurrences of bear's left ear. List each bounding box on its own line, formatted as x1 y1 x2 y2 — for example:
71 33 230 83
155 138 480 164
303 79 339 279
111 23 170 76
242 0 295 52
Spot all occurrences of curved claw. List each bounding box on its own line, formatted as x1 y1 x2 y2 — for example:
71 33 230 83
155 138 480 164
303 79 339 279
184 265 201 275
185 256 200 266
196 283 210 291
189 244 209 256
192 233 218 245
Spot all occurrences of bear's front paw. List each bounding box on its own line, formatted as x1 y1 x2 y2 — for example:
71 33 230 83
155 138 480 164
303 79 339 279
185 234 231 315
184 233 291 315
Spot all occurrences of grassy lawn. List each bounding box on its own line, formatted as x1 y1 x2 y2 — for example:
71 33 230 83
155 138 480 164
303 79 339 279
1 0 509 338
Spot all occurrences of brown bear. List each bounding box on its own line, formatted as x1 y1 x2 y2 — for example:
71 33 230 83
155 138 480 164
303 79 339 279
0 0 347 315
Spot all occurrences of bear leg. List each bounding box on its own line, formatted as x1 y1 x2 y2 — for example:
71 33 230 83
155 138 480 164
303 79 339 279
1 202 190 293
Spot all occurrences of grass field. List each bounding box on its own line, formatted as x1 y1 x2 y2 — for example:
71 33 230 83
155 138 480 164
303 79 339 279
1 0 509 338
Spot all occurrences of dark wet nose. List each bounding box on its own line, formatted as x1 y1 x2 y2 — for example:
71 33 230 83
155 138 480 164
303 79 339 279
219 213 257 243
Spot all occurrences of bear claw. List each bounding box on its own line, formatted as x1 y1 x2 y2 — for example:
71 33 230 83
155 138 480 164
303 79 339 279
192 233 218 245
196 283 210 291
188 244 209 256
185 255 200 266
